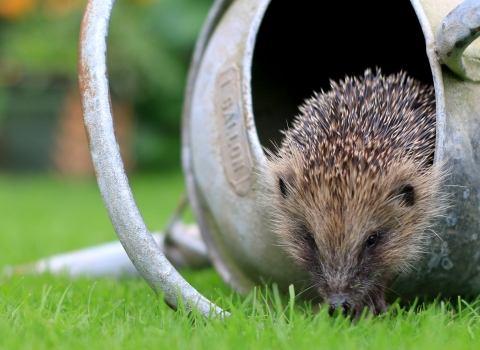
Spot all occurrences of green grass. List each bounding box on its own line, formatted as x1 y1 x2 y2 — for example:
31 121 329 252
1 171 480 349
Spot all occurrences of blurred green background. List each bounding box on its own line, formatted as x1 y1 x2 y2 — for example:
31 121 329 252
0 0 212 174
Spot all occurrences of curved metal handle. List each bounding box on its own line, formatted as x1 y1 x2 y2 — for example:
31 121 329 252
436 0 480 82
78 0 226 318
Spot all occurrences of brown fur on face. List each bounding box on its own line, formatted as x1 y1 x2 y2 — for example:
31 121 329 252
263 69 445 317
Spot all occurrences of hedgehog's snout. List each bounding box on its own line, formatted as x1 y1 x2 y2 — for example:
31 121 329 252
328 295 351 317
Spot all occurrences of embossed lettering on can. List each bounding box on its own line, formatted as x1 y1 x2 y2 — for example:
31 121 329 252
215 65 253 196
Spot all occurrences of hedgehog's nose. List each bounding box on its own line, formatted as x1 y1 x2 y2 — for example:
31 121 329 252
328 298 351 317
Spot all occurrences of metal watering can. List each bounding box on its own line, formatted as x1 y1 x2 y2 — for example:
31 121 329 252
79 0 480 316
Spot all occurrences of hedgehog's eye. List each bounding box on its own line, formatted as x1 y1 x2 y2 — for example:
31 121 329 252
365 233 379 248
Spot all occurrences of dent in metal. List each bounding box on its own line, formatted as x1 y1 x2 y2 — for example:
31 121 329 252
79 0 225 317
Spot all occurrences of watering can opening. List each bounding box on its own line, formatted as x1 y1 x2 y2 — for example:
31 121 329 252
251 0 435 152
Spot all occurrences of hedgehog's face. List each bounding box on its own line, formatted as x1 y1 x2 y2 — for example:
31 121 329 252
264 70 442 317
270 160 440 318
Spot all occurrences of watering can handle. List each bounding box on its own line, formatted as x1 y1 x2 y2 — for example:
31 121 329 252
436 0 480 82
78 0 226 318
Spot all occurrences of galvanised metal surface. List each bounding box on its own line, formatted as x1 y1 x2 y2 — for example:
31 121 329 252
392 0 480 300
80 0 480 313
78 0 226 317
183 0 307 294
436 0 480 82
183 0 480 301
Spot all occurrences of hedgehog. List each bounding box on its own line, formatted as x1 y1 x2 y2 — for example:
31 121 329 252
263 69 445 317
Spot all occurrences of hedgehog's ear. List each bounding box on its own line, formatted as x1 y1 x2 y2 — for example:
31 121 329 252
396 184 415 206
278 173 294 199
279 177 289 198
